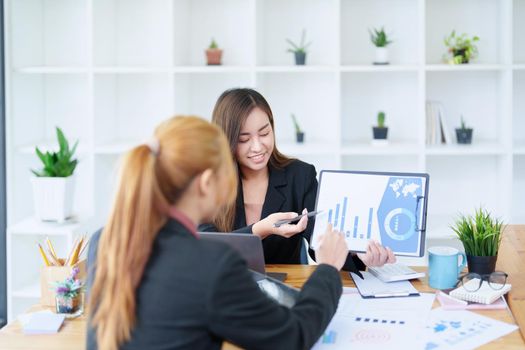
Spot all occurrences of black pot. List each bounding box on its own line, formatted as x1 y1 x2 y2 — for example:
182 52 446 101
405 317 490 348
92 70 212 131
452 48 469 64
456 128 473 144
296 132 304 143
295 52 306 65
373 127 388 140
467 255 497 275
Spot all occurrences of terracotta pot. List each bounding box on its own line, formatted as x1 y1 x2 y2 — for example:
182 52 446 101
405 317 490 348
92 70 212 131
206 49 223 65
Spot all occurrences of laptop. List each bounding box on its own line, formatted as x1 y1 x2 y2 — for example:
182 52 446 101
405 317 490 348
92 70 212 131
199 232 298 307
198 232 287 281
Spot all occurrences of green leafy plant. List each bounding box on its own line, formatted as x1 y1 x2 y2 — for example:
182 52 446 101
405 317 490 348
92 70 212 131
459 115 469 130
291 114 302 133
443 30 479 64
369 27 393 48
32 127 78 177
209 38 219 50
377 111 386 128
286 29 311 54
451 208 505 256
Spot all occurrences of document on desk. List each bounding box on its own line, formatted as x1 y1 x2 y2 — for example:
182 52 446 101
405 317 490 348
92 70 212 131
350 271 419 298
423 308 517 349
313 292 435 350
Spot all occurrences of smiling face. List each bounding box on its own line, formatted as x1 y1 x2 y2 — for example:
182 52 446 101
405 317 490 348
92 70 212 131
235 107 275 176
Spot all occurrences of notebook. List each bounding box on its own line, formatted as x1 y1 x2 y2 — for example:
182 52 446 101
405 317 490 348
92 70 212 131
350 271 420 298
449 278 512 305
22 311 65 334
436 291 507 310
368 263 425 282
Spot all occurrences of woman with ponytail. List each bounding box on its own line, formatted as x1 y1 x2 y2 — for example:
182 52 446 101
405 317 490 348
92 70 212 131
86 116 350 350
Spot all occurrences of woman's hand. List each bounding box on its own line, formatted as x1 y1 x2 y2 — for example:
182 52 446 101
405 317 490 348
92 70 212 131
252 209 308 239
315 223 348 271
357 240 396 267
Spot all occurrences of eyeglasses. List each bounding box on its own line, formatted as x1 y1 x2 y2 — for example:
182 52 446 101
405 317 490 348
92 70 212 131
458 271 508 292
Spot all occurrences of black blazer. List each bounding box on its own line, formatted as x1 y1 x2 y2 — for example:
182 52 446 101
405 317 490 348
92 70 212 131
200 159 365 273
86 219 342 350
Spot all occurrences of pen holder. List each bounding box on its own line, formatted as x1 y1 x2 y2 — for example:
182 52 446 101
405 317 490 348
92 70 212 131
40 259 86 307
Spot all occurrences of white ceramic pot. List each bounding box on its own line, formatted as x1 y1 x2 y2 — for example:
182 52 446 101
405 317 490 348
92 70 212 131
374 47 389 65
31 175 75 222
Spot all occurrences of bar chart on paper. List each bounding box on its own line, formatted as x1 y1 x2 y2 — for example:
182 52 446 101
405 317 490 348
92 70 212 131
313 171 429 256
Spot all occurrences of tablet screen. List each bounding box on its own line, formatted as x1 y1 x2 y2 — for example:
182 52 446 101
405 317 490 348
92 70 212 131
312 170 429 257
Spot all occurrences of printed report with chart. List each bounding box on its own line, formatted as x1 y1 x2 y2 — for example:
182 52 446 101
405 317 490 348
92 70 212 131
312 170 429 257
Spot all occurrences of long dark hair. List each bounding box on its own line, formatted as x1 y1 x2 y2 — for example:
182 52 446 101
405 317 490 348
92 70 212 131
211 88 293 231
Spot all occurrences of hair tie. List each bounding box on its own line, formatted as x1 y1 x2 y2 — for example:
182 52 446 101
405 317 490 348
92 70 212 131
145 137 160 156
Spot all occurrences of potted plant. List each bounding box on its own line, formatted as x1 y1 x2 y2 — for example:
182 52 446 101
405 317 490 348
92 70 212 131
443 30 480 64
205 38 223 65
286 29 311 66
31 127 78 222
456 115 473 144
372 111 388 140
369 27 393 65
451 208 505 275
291 114 304 143
53 266 83 315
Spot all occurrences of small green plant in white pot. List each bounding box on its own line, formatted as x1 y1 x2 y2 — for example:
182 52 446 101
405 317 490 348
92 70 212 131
369 27 393 65
31 127 78 222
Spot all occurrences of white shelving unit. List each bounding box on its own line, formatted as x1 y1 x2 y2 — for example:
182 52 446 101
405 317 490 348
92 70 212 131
4 0 524 320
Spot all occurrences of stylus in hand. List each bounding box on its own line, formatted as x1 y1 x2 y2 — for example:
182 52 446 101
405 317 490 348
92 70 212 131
273 210 323 228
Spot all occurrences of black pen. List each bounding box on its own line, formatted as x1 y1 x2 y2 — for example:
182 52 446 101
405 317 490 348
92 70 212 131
273 210 323 228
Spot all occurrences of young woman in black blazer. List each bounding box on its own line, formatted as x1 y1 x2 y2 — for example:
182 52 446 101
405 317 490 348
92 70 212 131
200 88 395 271
86 116 349 350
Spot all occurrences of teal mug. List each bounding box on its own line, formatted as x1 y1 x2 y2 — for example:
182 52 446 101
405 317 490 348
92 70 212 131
428 246 467 289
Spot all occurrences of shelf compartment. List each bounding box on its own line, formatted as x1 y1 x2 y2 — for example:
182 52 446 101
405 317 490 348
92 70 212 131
256 0 338 66
426 0 504 64
342 155 421 173
93 0 172 67
425 142 506 156
278 142 338 157
426 70 505 144
94 74 172 147
514 0 525 64
340 65 419 72
425 64 505 72
341 0 419 66
173 72 253 120
341 71 419 145
256 72 339 145
10 0 89 67
425 156 505 225
11 74 90 150
341 141 421 155
173 0 254 66
514 71 525 148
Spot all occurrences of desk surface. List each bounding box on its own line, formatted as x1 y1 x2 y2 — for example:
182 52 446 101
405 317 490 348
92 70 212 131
1 225 524 350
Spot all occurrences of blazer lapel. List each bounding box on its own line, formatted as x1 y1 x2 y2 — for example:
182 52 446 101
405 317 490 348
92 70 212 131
261 165 287 218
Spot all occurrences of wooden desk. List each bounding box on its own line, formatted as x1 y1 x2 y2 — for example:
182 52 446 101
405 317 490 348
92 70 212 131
1 225 524 350
496 225 525 339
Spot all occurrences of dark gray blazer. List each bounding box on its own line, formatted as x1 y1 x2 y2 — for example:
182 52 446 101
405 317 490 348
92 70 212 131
86 219 342 350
